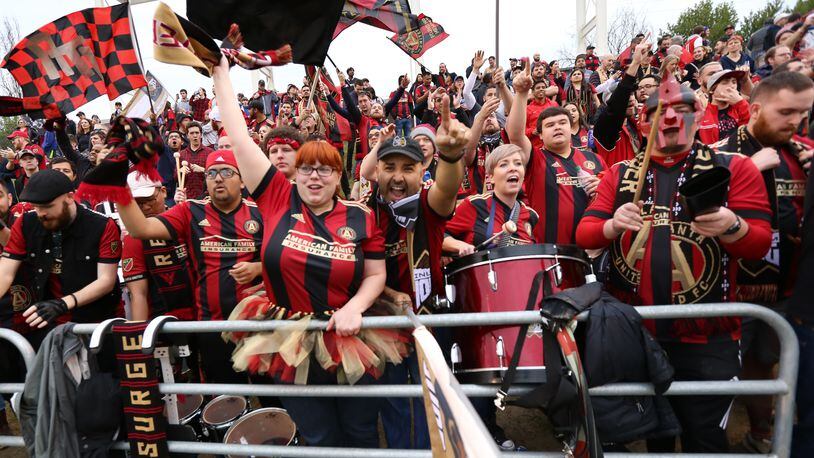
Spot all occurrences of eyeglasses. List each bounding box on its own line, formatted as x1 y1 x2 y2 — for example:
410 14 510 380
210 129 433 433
135 188 161 206
637 84 658 91
205 168 239 179
297 165 335 177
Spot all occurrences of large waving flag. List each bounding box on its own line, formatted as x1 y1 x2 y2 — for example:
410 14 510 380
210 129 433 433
333 0 421 39
152 2 222 77
122 71 171 119
413 325 501 457
0 4 146 119
390 14 449 59
186 0 344 66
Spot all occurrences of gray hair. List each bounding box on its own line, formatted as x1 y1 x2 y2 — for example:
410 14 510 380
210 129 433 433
484 144 524 176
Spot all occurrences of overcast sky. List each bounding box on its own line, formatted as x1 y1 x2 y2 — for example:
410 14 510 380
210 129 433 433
5 0 773 119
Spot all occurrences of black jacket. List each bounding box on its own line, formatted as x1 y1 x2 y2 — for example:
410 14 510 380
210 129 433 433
584 291 681 444
6 205 121 323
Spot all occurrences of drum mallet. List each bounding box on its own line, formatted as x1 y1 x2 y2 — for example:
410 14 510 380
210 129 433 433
475 220 518 251
180 160 189 190
174 152 182 188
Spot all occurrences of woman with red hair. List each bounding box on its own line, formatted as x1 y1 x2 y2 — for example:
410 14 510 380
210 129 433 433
213 55 407 448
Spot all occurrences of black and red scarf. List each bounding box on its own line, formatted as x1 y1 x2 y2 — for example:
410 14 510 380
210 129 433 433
114 321 169 457
609 144 728 309
370 185 434 313
718 125 805 302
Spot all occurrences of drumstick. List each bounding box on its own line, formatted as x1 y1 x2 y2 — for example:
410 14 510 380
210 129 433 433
633 100 663 203
180 160 189 189
475 221 517 251
173 152 182 188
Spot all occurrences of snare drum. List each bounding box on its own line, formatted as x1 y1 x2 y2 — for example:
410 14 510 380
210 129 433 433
201 395 251 442
223 408 297 457
445 244 590 384
164 393 204 439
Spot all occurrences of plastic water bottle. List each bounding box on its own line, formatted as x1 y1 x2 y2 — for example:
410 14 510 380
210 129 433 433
576 166 593 188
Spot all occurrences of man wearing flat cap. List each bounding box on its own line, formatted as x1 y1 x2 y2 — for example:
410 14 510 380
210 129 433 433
0 169 122 336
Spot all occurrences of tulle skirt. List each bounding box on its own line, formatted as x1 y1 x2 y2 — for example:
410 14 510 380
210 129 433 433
223 291 412 385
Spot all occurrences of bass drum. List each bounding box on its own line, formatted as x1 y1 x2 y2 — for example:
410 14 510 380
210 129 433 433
223 408 298 457
445 244 590 384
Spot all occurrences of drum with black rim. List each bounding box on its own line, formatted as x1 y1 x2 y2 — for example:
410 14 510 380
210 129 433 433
444 244 590 384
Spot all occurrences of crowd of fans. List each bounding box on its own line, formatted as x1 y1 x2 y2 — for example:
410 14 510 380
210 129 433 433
2 10 814 456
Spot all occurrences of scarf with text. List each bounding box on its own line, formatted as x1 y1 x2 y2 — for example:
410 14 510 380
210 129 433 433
372 186 434 313
718 125 804 302
609 143 730 315
114 321 169 458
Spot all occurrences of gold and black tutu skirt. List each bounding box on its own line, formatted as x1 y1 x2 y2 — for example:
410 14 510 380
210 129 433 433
223 291 411 385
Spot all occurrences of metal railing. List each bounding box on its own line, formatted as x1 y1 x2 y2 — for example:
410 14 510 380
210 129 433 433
0 303 799 458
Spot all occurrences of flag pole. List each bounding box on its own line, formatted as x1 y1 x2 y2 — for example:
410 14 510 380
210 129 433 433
127 3 155 118
306 67 320 113
326 54 340 71
495 0 500 64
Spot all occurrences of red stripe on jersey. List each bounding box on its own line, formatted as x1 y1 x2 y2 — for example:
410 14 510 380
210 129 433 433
525 147 606 244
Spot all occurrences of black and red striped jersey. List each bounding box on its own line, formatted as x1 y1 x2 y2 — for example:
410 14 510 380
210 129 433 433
524 147 607 244
156 198 263 320
445 193 538 247
371 183 447 307
251 167 384 314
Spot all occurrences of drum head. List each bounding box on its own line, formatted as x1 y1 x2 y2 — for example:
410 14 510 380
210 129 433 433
167 394 203 424
445 243 589 275
224 407 297 454
202 395 248 427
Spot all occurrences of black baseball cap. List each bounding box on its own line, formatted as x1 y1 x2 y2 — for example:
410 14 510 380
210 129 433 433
20 169 75 203
377 137 424 163
586 44 596 50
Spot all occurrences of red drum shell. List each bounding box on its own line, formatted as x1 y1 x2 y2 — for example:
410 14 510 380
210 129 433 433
224 408 297 457
445 244 589 384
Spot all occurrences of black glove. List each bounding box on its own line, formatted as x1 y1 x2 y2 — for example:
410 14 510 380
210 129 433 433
33 298 69 325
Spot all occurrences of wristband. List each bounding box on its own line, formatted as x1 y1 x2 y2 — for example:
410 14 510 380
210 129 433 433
69 293 78 309
722 216 742 236
437 152 465 163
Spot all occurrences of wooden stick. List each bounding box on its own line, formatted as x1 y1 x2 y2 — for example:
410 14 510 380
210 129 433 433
305 67 320 114
173 152 182 188
180 160 189 190
633 100 663 203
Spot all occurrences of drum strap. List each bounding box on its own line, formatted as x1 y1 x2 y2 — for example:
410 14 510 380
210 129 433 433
495 270 555 408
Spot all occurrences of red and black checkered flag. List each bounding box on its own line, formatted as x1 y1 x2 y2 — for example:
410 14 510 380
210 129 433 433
0 4 146 119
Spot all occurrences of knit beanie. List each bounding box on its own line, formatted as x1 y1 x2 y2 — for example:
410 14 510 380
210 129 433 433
411 124 436 150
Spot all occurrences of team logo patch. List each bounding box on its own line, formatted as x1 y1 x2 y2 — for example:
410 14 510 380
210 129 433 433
198 218 211 227
291 213 305 223
10 285 31 312
337 226 357 241
110 241 119 254
583 160 596 170
244 220 260 234
551 161 561 167
122 257 133 273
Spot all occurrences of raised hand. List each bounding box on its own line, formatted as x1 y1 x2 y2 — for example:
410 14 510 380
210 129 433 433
513 58 533 94
380 123 396 142
435 95 471 159
477 96 501 121
492 66 505 87
472 50 485 71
